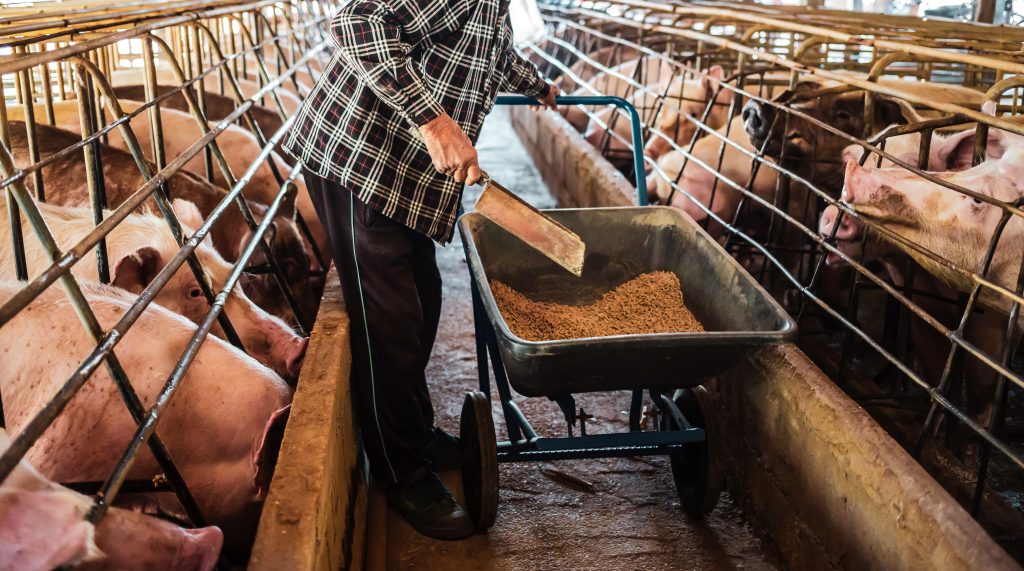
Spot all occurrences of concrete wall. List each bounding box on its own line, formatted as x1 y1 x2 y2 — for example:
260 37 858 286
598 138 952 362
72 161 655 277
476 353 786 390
509 105 1020 571
249 268 368 571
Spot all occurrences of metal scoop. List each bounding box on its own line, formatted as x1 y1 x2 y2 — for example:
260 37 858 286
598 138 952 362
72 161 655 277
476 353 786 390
473 170 585 277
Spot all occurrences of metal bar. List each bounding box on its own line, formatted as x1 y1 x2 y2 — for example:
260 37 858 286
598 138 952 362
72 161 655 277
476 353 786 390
72 63 111 284
496 94 647 203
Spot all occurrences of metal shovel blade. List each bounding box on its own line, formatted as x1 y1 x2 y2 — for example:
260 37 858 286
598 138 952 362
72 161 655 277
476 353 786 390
473 172 585 277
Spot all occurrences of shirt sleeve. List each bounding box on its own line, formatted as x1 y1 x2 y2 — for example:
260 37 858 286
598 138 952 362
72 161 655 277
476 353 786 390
495 20 549 99
330 0 467 127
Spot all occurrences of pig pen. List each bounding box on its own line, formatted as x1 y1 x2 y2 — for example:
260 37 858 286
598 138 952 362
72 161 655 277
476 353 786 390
0 1 349 568
512 1 1024 568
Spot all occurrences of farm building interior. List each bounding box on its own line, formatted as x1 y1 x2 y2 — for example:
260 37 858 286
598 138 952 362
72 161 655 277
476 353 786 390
0 0 1023 569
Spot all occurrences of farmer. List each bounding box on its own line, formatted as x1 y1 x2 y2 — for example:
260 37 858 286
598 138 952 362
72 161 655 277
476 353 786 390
284 0 557 540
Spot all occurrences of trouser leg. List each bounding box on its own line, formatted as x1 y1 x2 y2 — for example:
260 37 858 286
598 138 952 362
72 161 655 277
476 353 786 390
304 169 437 484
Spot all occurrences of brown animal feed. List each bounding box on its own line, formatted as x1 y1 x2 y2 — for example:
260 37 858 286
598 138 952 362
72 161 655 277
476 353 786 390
490 271 704 341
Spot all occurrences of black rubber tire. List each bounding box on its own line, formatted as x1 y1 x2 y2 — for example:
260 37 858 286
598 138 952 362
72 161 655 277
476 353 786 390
665 386 723 517
460 391 499 530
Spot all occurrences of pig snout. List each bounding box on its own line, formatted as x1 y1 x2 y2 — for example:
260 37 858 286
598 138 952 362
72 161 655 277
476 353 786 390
842 159 866 203
89 508 223 571
819 204 861 242
742 100 772 142
229 293 308 380
819 204 865 266
284 336 309 380
174 527 223 571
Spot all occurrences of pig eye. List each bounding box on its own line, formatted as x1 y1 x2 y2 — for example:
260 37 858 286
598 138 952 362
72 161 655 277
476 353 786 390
972 197 983 205
835 110 852 121
189 288 203 299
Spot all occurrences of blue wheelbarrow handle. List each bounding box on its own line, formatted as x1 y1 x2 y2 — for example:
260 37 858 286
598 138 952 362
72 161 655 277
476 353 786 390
494 95 648 205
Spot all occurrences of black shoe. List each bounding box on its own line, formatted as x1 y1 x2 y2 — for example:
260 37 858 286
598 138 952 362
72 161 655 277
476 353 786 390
424 427 462 471
387 469 474 540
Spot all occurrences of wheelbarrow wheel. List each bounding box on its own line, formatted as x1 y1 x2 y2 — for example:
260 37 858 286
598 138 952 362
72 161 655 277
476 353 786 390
460 391 498 530
665 386 722 517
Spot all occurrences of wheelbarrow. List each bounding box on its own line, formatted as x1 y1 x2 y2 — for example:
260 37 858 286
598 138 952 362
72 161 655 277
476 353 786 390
456 95 796 529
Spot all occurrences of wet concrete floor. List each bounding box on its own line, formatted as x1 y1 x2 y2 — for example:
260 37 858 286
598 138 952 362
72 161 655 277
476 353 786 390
383 108 778 570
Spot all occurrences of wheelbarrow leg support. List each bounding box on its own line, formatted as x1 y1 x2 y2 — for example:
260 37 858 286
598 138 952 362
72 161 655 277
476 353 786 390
628 390 644 432
469 279 491 398
553 394 578 437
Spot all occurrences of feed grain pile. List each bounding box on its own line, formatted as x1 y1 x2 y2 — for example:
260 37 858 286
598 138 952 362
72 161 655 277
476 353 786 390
491 271 704 341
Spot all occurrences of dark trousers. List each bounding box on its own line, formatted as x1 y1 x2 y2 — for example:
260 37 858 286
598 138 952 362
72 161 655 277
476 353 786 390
305 169 441 485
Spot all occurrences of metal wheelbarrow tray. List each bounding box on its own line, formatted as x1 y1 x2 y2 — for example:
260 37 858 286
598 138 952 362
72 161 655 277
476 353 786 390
458 205 797 398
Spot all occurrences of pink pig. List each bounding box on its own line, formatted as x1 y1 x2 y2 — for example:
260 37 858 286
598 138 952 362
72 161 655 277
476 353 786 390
0 430 223 571
841 138 1024 315
0 281 292 550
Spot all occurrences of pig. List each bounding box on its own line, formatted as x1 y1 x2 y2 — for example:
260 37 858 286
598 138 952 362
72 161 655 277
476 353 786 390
818 203 1008 438
95 92 328 262
841 136 1024 318
844 109 1024 171
4 119 317 323
110 84 287 155
743 77 984 193
650 114 783 238
109 68 302 116
12 99 324 264
0 430 222 571
641 66 733 161
583 66 732 170
0 198 308 381
242 61 315 96
563 56 674 133
0 280 291 550
554 44 641 95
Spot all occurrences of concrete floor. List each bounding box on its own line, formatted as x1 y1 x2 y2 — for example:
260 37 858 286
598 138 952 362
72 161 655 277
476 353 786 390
381 108 777 570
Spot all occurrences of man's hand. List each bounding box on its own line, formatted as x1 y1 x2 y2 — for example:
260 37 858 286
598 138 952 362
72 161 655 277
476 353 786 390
531 83 559 111
419 113 482 185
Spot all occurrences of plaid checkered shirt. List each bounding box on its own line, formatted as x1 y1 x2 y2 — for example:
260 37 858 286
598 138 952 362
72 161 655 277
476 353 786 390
283 0 549 243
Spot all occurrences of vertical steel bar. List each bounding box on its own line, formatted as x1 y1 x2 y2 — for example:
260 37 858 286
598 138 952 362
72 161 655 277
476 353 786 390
16 61 43 201
142 38 167 170
72 64 111 284
0 95 28 282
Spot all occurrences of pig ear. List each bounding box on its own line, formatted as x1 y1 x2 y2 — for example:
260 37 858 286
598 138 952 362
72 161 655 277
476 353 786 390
703 65 724 91
112 247 162 294
997 147 1024 183
171 199 204 231
252 405 291 500
874 96 913 129
936 126 1024 170
278 188 296 219
935 128 978 170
